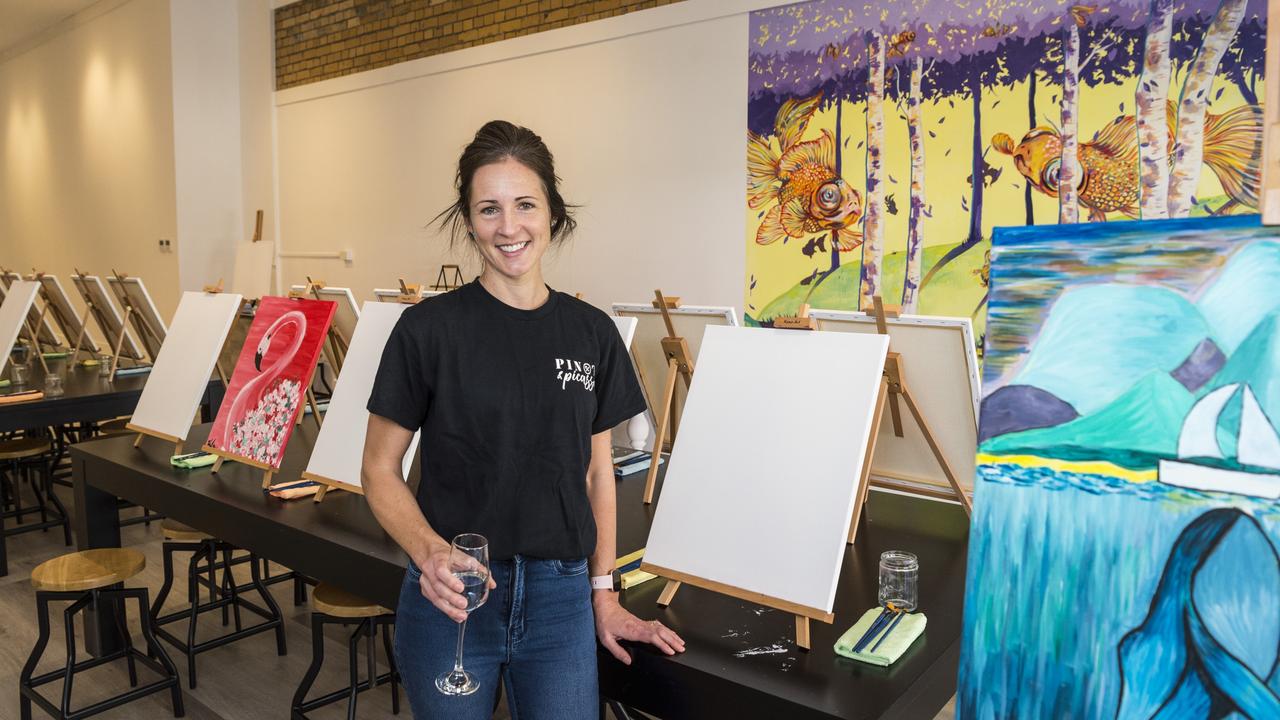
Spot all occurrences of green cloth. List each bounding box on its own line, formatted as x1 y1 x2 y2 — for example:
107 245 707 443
834 607 926 666
0 379 8 388
170 452 217 469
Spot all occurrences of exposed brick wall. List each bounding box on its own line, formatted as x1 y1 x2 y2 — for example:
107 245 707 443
275 0 686 90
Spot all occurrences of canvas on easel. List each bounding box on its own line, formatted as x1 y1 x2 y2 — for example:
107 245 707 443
811 308 980 502
203 295 336 486
0 281 42 376
612 294 738 502
3 271 62 351
289 281 359 373
373 287 443 303
640 325 889 649
107 273 168 362
127 291 243 453
301 301 420 501
35 274 101 356
70 272 145 368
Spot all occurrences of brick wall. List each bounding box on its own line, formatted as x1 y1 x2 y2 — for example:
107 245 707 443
275 0 686 90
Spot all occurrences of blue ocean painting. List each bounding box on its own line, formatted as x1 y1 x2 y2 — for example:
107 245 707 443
959 216 1280 718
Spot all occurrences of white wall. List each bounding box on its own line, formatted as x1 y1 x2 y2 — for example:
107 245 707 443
274 1 772 312
0 0 181 321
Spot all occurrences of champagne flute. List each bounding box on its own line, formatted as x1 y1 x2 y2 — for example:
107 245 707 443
435 533 489 696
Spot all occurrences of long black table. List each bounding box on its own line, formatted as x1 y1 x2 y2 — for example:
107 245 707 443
0 362 223 433
72 426 967 719
1 362 223 575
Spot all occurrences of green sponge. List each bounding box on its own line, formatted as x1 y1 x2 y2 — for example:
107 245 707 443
170 451 217 469
834 607 926 666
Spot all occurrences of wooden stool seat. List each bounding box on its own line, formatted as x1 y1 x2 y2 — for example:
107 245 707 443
312 583 391 618
161 518 212 541
98 417 132 436
31 548 145 592
0 437 52 461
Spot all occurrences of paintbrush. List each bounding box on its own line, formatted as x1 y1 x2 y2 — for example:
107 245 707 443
869 609 907 653
853 604 898 653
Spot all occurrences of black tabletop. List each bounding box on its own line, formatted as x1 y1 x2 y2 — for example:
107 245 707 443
1 360 221 432
72 431 966 720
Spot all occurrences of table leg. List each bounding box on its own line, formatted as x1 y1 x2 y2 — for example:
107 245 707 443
72 455 125 657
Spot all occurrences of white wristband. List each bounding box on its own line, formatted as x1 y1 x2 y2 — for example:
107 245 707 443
590 575 613 590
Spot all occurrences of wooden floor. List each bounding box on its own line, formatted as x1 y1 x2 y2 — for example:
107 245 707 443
0 482 955 720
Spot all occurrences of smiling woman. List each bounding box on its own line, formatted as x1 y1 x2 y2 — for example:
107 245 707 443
359 121 685 719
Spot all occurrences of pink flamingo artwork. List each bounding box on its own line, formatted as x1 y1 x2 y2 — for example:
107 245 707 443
205 296 334 470
225 310 306 465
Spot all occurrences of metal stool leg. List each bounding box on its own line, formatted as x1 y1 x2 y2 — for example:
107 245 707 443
346 621 362 720
291 613 327 719
382 620 400 715
249 553 287 656
18 591 52 720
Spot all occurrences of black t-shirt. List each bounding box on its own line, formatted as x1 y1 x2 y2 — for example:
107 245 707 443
366 280 647 561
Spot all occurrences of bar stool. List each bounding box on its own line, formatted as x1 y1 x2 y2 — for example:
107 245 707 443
149 519 286 689
292 583 400 719
0 436 72 577
19 548 184 719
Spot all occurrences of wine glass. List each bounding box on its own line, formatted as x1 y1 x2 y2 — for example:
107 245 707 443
435 533 490 696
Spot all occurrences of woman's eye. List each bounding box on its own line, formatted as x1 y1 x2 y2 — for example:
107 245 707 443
519 202 535 211
479 206 498 216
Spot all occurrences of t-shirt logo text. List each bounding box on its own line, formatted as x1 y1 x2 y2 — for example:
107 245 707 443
555 358 596 392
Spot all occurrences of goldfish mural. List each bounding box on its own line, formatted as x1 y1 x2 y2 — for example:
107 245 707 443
746 0 1268 336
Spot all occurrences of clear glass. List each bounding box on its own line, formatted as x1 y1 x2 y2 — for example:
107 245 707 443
878 550 919 611
9 344 30 386
97 353 114 377
43 372 64 397
435 533 490 696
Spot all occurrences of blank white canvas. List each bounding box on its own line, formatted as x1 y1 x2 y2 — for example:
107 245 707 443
5 273 60 347
38 275 100 353
109 276 168 359
0 281 40 366
74 275 144 360
611 315 637 349
304 301 419 487
811 311 980 493
373 288 443 302
643 325 889 614
129 292 243 441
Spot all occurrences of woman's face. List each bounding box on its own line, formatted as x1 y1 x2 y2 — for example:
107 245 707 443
466 157 552 283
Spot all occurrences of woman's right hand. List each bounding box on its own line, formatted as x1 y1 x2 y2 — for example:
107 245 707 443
415 542 496 623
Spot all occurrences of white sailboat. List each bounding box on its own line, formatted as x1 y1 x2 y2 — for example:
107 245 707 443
1158 383 1280 499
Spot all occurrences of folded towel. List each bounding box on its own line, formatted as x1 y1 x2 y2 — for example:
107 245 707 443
170 452 217 469
0 379 9 387
834 607 926 666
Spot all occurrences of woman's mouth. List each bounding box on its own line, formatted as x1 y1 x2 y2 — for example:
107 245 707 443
497 240 530 255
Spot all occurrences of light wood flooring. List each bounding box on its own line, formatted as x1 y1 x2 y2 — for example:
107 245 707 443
0 482 955 720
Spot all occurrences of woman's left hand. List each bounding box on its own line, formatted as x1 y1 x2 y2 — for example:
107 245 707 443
593 592 686 665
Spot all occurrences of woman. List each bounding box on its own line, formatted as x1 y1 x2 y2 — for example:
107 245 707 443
361 120 685 719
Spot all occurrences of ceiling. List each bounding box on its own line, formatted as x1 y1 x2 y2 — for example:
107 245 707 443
0 0 102 59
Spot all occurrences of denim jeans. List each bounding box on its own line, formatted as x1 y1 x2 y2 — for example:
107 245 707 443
394 555 598 719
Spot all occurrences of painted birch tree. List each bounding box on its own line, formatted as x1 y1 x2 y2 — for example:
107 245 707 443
1167 0 1250 217
902 55 926 311
1058 21 1082 224
1137 0 1174 218
859 32 886 310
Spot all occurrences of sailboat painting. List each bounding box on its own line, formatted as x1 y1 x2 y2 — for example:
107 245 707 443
960 215 1280 718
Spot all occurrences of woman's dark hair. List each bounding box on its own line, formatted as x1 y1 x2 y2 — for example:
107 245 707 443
436 120 576 248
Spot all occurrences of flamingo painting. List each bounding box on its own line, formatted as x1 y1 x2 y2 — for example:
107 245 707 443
204 296 335 469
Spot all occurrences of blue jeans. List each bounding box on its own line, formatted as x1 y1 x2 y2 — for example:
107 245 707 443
394 555 599 719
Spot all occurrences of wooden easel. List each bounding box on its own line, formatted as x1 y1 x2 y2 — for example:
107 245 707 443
290 277 352 374
396 279 422 304
129 283 234 455
68 270 116 369
642 306 886 651
110 270 166 363
301 471 361 503
847 297 974 535
432 265 464 291
641 289 695 505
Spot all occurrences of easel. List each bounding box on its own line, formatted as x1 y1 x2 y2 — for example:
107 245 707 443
30 271 94 361
301 469 361 503
396 279 422 304
432 265 464 291
291 277 352 374
67 269 122 371
5 270 61 356
128 282 234 455
641 289 695 505
109 270 165 366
